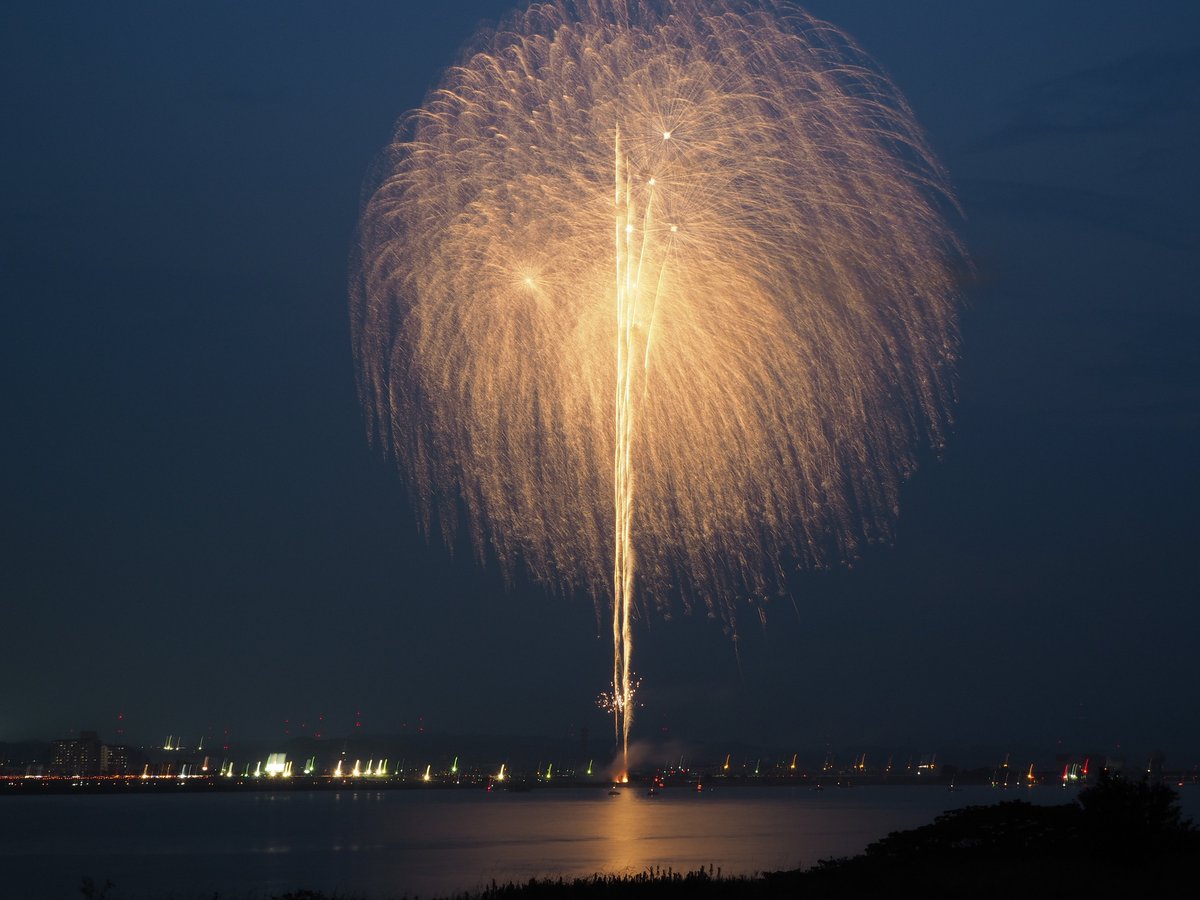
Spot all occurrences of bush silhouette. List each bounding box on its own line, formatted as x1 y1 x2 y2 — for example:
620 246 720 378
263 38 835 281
1077 771 1195 857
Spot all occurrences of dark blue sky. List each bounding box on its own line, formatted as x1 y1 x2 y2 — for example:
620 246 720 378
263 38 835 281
3 1 1197 765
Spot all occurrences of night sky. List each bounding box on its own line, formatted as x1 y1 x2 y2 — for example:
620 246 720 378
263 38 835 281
3 1 1198 765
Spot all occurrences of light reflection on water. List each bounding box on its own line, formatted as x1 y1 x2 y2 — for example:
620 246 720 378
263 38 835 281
3 785 1196 899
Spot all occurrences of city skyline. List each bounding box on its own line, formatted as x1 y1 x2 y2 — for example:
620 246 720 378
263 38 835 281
7 720 1190 784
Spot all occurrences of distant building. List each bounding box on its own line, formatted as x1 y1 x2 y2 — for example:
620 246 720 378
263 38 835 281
51 731 130 776
100 743 130 775
51 731 102 775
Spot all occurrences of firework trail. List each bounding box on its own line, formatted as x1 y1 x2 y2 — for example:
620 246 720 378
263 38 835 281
352 0 963 770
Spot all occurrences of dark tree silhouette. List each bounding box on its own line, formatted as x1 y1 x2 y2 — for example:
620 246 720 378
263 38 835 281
1077 771 1195 857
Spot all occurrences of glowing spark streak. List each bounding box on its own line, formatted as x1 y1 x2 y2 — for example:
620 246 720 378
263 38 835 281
612 125 669 767
611 127 636 765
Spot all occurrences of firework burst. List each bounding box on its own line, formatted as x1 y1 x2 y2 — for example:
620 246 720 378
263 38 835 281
352 0 963 767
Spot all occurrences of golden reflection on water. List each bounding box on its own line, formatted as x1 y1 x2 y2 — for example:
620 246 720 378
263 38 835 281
594 789 726 875
597 789 642 873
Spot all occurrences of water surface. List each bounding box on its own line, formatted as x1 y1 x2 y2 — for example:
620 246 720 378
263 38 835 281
5 784 1192 899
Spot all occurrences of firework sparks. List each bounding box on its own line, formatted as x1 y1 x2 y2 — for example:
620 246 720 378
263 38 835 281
596 675 642 719
352 0 963 770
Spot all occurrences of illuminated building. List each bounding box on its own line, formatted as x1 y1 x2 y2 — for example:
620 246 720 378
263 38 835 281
51 730 102 775
100 743 130 775
50 731 131 776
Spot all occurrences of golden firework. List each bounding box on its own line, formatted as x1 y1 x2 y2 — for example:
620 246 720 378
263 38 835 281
352 0 963 768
